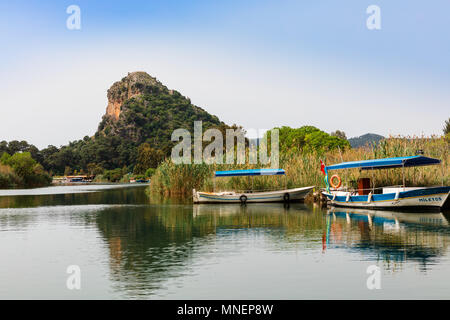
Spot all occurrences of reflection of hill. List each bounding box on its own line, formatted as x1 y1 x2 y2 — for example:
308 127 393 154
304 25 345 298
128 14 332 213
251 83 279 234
95 205 216 296
326 208 450 271
94 203 326 296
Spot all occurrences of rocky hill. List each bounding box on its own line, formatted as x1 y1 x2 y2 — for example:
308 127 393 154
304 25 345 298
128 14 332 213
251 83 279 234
97 72 226 152
348 133 385 148
39 72 232 175
105 72 163 121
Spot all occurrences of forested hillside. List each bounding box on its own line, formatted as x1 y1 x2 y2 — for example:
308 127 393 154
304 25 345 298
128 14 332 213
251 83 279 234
348 133 385 148
28 72 233 176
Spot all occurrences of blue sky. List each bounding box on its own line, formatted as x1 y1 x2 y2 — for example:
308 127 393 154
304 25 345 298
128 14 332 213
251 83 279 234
1 0 449 148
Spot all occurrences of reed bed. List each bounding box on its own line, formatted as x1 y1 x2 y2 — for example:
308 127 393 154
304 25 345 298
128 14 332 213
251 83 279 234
0 164 23 188
150 136 449 197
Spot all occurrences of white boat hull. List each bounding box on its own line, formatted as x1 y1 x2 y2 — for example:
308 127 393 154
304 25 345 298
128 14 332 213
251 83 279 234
193 186 314 204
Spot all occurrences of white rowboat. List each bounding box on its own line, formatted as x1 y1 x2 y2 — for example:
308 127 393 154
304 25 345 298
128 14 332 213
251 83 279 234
193 168 314 204
193 186 314 204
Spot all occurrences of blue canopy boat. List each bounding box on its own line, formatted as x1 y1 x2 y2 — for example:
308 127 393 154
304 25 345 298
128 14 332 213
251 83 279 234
322 155 450 210
193 169 314 204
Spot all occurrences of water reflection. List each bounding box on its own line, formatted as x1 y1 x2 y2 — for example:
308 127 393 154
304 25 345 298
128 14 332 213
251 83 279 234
91 200 450 295
1 185 450 298
324 208 450 272
0 185 149 208
92 202 325 297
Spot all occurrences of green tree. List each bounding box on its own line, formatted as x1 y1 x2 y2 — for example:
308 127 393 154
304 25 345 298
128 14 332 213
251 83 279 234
0 151 51 188
134 143 164 174
331 130 347 140
87 163 104 176
269 126 350 154
0 152 11 165
0 141 9 156
444 118 450 135
103 168 124 182
64 166 72 176
6 152 36 178
145 168 156 178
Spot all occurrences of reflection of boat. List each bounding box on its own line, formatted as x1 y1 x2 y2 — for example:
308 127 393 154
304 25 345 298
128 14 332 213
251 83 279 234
323 207 450 268
193 202 310 217
328 207 449 228
322 156 450 210
193 169 314 203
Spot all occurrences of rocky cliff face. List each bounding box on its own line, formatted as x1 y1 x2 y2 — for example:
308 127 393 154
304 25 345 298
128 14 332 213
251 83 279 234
36 71 235 173
96 71 226 154
105 72 165 121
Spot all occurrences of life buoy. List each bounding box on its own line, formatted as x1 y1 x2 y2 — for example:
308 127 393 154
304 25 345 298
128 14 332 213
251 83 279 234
239 195 248 204
330 174 342 189
283 193 290 202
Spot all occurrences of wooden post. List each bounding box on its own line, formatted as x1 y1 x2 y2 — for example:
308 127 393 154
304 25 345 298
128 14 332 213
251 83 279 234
338 147 344 186
402 164 405 191
371 167 375 193
338 146 344 162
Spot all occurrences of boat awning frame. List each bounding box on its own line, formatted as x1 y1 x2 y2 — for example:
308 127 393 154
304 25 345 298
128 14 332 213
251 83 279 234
325 156 441 171
214 169 285 177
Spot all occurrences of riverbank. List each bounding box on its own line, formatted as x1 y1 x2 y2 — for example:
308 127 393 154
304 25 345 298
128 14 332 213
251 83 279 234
150 136 449 198
0 152 52 189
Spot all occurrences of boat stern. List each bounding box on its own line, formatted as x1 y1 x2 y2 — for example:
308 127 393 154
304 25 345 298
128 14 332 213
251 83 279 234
438 188 450 208
193 189 200 203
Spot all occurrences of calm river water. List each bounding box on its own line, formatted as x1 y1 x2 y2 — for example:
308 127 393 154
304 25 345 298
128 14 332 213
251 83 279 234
0 184 449 299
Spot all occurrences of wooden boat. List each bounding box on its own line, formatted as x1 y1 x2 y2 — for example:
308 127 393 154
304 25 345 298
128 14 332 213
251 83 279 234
193 169 314 204
321 156 450 210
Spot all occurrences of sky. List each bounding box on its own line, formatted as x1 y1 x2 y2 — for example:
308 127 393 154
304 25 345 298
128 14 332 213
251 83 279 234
0 0 449 149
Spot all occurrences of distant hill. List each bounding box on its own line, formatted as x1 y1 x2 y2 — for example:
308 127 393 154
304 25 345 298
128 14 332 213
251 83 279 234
348 133 385 148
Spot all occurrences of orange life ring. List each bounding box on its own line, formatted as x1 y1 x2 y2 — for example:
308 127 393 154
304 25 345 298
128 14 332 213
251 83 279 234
330 174 342 189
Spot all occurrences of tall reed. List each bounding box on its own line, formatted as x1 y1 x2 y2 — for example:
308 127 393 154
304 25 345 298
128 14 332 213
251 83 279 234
150 136 449 197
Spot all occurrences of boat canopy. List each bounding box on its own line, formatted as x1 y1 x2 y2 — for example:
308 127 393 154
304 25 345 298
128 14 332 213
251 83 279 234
325 156 441 171
215 169 285 177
